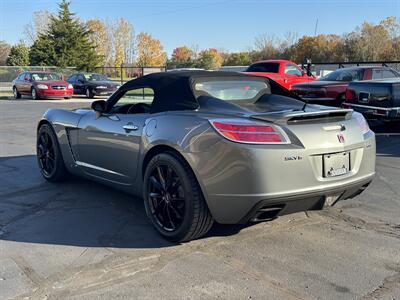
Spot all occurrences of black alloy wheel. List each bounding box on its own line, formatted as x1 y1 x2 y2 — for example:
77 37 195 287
143 153 214 242
37 124 68 181
148 163 185 232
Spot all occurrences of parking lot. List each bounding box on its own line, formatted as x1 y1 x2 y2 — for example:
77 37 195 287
0 99 399 299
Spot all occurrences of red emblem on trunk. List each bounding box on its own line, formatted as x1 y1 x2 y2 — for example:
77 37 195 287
337 133 345 143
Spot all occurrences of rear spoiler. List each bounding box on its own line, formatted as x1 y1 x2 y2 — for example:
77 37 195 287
250 109 353 125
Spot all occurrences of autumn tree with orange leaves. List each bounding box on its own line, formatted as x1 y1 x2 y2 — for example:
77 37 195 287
169 46 194 68
136 32 167 66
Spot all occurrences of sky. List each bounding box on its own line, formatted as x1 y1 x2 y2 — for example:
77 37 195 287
0 0 399 55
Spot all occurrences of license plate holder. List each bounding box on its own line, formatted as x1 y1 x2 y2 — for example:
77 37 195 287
323 152 350 177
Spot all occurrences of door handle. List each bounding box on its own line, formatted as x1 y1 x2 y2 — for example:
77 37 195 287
123 124 139 132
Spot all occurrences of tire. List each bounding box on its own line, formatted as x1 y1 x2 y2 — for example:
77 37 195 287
85 88 94 98
31 88 40 100
64 97 71 100
143 152 214 242
37 124 68 182
13 86 21 99
336 93 346 106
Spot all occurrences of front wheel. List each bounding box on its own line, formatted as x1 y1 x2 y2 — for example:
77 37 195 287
31 88 40 100
85 88 94 98
143 152 214 242
37 124 68 182
13 86 21 99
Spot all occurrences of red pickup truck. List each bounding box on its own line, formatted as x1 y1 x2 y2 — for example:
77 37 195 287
244 59 315 90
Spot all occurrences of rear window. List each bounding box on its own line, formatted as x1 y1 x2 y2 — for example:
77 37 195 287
373 68 400 79
194 80 269 101
246 63 279 73
318 69 364 81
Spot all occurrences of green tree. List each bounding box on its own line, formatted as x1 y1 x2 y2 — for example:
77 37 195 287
169 46 194 68
6 44 30 66
291 34 345 63
29 0 101 69
196 48 222 70
223 52 251 66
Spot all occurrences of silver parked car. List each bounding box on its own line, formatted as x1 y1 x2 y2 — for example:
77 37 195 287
36 71 376 242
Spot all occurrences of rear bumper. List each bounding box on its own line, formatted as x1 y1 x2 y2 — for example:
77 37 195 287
239 176 373 223
205 173 374 224
186 128 376 224
342 103 400 119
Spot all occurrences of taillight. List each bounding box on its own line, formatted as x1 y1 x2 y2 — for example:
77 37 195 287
210 119 290 144
353 112 370 134
345 89 356 101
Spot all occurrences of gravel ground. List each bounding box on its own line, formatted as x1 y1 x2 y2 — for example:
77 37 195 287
0 99 399 300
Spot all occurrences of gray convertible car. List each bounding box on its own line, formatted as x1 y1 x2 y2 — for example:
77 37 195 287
36 71 376 242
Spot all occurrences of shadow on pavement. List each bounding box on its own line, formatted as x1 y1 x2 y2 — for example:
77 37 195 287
0 155 244 249
367 120 400 158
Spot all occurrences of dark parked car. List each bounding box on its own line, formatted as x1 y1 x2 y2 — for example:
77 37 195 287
291 66 400 107
12 71 74 100
343 79 400 121
67 73 120 98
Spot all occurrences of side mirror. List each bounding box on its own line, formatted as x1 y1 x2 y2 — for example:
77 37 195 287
24 77 30 81
91 100 107 113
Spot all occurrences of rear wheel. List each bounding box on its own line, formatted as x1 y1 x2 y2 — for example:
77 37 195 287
31 88 40 100
143 152 214 242
13 86 21 99
336 93 346 106
37 124 68 182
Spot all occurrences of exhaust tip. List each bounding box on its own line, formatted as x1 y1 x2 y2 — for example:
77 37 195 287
251 205 284 222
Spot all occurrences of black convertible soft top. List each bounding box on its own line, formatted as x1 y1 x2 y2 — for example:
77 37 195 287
114 70 300 113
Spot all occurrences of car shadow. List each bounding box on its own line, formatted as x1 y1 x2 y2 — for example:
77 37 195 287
0 155 244 249
368 120 400 158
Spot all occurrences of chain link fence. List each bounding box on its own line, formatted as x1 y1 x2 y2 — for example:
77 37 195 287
91 66 166 85
2 61 400 93
0 65 167 93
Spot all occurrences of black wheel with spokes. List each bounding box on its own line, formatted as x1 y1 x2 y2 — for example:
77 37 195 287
143 152 214 242
37 124 68 182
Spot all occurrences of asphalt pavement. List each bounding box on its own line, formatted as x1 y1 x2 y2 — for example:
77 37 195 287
0 99 399 300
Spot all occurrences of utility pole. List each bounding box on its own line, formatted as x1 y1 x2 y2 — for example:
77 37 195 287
314 18 319 36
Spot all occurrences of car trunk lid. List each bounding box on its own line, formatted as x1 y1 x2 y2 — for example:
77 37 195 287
249 108 364 152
